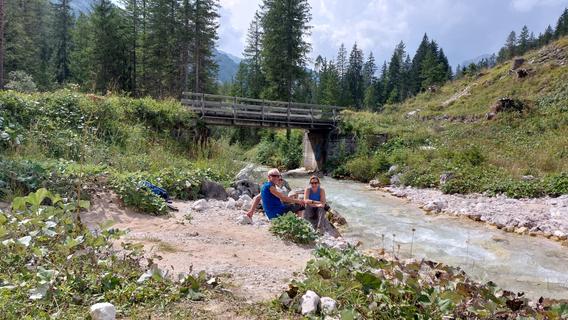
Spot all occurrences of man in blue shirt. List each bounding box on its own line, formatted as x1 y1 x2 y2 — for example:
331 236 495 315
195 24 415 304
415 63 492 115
256 168 305 220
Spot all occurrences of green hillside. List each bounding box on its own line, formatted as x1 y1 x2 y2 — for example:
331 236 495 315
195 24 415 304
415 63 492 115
335 38 568 198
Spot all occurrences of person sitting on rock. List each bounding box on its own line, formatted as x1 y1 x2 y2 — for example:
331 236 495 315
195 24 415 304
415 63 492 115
246 169 304 219
303 176 340 238
246 176 288 218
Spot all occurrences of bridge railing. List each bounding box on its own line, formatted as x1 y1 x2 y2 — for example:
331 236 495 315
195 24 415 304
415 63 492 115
181 92 343 126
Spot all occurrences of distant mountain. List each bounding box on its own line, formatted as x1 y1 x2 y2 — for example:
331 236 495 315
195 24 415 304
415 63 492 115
71 0 95 14
215 49 241 84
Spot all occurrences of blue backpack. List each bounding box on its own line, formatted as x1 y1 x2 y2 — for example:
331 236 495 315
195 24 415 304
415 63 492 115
141 181 171 203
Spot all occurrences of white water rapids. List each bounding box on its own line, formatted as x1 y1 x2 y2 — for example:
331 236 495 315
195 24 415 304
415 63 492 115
287 176 568 299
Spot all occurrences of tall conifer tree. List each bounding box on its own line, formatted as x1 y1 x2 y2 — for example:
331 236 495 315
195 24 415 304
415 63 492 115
52 0 73 84
0 0 4 89
346 43 364 108
260 0 311 101
190 0 219 94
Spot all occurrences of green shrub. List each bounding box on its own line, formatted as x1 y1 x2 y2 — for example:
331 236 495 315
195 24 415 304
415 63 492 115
486 178 546 199
0 189 205 318
278 247 568 319
0 159 100 201
401 167 438 188
344 157 377 182
5 71 37 92
270 213 318 244
255 130 303 169
453 145 485 166
109 173 169 215
544 173 568 197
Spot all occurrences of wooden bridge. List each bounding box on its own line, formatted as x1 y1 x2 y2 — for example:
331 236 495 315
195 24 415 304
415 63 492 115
181 92 342 129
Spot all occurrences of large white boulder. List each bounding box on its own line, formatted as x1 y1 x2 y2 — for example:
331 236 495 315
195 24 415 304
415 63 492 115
89 303 116 320
300 290 320 315
235 164 256 181
192 199 208 211
320 297 337 315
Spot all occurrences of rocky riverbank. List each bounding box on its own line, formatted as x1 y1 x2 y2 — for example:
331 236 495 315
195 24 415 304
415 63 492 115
382 185 568 243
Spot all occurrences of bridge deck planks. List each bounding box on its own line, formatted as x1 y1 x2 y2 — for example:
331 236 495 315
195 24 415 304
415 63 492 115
181 93 342 129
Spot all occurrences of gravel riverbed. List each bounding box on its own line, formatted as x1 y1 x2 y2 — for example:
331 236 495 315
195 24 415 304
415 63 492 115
384 186 568 242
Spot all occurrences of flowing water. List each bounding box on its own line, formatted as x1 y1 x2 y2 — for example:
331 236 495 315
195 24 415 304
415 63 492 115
287 176 568 299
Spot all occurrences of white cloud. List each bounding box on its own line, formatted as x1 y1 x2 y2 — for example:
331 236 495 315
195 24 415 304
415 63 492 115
511 0 565 12
217 0 567 67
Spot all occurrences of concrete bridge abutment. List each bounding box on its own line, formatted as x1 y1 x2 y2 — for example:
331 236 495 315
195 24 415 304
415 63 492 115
303 130 328 171
303 130 361 172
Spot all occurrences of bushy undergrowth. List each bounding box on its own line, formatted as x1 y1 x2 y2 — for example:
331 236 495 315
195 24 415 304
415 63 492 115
269 213 318 244
109 168 219 215
0 90 242 212
252 130 303 170
275 247 568 319
332 42 568 198
0 189 207 318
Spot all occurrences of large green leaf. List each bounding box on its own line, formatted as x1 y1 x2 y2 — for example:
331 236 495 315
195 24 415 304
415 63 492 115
355 272 382 292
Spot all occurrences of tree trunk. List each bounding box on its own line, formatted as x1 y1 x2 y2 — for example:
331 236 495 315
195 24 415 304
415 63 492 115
194 0 201 93
130 0 137 96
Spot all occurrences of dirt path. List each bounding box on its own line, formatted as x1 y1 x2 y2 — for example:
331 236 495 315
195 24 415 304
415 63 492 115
81 193 312 304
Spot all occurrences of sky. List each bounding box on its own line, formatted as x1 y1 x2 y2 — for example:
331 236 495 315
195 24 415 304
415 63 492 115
218 0 568 68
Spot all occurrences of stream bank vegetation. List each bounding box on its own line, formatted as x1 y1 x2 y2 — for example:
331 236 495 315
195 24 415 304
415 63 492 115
330 38 568 199
0 90 244 214
0 189 212 318
274 247 568 319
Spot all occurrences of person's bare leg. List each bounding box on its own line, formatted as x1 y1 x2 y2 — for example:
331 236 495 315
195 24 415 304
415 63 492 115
246 194 261 218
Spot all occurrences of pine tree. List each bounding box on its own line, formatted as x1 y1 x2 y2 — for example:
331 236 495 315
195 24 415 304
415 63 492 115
400 54 412 99
385 41 405 103
346 43 364 108
0 0 4 89
336 43 349 106
190 0 220 94
231 61 249 97
91 0 131 93
362 51 376 89
455 64 462 78
242 12 264 98
555 8 568 38
318 59 340 105
120 0 141 95
69 13 93 87
336 43 347 81
410 33 430 95
377 61 387 105
518 25 529 55
260 0 311 101
437 48 452 81
528 32 536 50
4 0 53 89
420 48 442 89
145 0 180 97
541 25 554 45
505 31 517 59
52 0 74 84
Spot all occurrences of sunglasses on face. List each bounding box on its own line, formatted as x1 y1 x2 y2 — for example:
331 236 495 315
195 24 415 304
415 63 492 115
270 174 281 177
310 181 318 185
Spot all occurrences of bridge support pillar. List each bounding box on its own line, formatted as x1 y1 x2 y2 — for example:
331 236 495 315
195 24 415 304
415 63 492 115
303 130 328 171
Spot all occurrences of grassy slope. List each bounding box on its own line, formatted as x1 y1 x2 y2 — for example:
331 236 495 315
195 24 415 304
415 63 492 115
338 37 568 197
